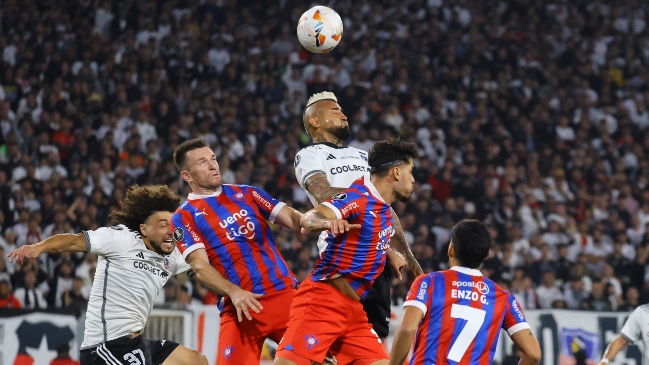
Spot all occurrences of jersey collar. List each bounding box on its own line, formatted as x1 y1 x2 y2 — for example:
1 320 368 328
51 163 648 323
450 266 483 276
363 177 386 203
187 186 223 200
314 142 346 149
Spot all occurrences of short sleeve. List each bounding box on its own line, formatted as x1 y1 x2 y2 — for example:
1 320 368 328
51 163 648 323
83 226 129 257
244 185 286 223
171 211 206 260
620 307 644 343
294 148 326 188
322 192 363 221
170 248 192 275
502 292 531 336
403 274 433 316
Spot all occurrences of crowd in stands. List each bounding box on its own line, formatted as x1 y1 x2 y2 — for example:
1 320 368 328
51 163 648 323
1 0 649 314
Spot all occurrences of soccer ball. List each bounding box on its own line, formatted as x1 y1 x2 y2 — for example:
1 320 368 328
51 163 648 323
297 6 343 54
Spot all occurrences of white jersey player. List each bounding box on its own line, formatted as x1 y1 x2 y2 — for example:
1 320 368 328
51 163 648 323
599 304 649 365
295 91 423 350
9 185 207 365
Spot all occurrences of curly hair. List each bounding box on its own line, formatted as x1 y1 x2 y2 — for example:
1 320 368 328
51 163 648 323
368 138 419 177
109 185 181 233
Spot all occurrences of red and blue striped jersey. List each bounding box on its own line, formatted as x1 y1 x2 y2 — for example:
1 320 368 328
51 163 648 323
311 176 393 299
171 185 297 308
404 267 530 365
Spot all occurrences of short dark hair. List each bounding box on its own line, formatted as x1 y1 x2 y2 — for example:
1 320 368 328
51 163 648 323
450 219 491 269
174 138 208 171
368 138 419 177
109 185 180 233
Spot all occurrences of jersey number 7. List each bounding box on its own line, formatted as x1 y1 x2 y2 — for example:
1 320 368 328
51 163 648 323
448 304 487 361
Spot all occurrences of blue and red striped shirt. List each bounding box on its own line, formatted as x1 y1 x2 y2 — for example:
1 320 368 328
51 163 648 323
404 267 530 365
311 176 393 299
172 185 297 309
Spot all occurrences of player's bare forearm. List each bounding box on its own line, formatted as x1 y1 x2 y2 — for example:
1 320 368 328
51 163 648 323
8 233 86 264
511 329 542 365
599 336 628 364
185 249 240 296
390 208 423 276
300 207 335 233
273 206 303 233
389 307 423 365
305 173 346 204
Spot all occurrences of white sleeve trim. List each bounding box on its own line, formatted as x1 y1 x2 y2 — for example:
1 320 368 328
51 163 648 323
507 322 531 336
269 202 286 224
181 243 206 260
301 170 326 188
403 300 428 316
322 202 342 219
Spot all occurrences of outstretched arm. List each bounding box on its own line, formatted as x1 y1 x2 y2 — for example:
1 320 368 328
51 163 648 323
598 336 628 365
8 233 86 264
273 206 303 233
300 204 360 237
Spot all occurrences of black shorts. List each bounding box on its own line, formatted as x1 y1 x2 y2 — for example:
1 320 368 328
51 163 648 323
80 335 180 365
361 268 394 339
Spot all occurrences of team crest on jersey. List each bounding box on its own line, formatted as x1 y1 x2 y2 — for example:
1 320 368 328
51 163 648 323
223 345 234 360
173 227 184 242
305 335 319 350
163 257 170 270
294 154 301 167
332 193 347 200
233 192 244 200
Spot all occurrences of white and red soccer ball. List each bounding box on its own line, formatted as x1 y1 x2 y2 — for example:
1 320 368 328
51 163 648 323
297 6 343 54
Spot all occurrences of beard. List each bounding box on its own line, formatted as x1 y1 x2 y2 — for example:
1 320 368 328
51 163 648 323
325 125 351 141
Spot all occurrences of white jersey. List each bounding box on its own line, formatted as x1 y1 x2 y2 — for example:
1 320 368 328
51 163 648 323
294 142 370 207
620 304 649 365
295 142 370 254
81 224 190 348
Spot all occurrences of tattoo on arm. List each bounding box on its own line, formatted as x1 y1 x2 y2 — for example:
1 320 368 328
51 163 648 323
305 210 331 231
305 174 345 203
390 207 423 274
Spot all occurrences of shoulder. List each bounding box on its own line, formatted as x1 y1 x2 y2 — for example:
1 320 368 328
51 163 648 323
297 145 326 156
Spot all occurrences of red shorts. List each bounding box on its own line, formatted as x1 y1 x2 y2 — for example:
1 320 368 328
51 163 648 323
275 279 388 365
217 287 295 365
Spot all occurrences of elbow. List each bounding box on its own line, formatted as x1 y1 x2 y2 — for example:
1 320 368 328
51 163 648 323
299 215 311 232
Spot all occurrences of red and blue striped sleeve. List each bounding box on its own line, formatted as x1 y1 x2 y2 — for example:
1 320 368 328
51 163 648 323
403 273 433 316
321 192 363 221
241 185 286 223
171 209 207 260
502 291 531 336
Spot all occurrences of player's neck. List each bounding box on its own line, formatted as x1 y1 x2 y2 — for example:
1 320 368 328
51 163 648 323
312 132 343 146
370 176 396 205
191 184 223 196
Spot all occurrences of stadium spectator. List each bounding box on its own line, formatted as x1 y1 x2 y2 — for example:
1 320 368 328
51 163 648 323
0 0 648 313
0 279 21 308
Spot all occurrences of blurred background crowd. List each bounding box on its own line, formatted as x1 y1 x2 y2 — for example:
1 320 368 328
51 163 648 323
1 0 649 314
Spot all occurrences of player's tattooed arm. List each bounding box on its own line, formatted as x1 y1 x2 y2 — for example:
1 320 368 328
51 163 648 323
300 204 361 236
305 173 346 204
390 208 424 276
